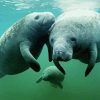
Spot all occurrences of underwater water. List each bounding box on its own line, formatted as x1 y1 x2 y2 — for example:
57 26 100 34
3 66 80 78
0 0 100 100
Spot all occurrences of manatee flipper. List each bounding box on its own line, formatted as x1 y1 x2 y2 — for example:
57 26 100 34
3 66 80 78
46 41 52 62
53 60 65 75
20 41 40 72
36 76 42 83
85 44 97 77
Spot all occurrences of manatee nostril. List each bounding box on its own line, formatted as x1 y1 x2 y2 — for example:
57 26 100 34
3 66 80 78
55 50 64 55
54 50 72 61
54 50 65 61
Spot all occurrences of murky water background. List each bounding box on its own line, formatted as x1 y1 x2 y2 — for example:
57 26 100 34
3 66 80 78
0 0 100 100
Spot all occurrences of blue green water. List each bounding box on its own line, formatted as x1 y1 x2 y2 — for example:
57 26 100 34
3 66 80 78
0 0 100 100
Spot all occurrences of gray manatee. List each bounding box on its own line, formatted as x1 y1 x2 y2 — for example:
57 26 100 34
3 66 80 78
0 12 55 77
36 66 65 88
49 10 100 77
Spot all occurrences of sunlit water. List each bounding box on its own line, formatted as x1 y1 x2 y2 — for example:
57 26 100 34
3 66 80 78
0 0 100 100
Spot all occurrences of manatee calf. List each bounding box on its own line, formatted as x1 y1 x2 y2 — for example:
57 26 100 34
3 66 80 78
36 66 65 88
49 10 100 76
0 12 55 77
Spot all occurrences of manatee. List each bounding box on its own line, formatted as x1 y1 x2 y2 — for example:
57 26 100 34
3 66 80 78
49 10 100 77
0 12 55 77
36 66 65 89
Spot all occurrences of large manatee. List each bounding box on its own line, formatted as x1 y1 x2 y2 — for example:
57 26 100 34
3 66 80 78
49 10 100 77
0 12 55 77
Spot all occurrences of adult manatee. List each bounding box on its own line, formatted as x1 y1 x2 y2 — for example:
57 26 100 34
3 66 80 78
49 10 100 77
0 12 55 77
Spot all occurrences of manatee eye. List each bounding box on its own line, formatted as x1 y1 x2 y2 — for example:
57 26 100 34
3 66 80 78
50 38 54 44
71 37 76 42
35 15 39 20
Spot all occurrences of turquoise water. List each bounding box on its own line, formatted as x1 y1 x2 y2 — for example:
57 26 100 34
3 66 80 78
0 0 100 100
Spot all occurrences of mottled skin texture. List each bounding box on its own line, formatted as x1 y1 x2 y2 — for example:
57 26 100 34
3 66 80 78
0 12 55 77
49 10 100 77
36 66 65 88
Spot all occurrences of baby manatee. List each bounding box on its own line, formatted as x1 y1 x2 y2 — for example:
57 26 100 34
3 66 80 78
36 66 65 89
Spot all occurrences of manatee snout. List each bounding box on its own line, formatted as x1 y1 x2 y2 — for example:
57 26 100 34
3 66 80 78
52 41 73 61
53 49 72 61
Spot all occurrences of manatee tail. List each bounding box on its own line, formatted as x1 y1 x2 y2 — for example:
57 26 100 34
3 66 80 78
36 77 42 83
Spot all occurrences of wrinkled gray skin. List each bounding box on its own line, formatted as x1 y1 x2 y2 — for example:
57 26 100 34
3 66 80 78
49 10 100 77
36 66 65 88
0 12 55 77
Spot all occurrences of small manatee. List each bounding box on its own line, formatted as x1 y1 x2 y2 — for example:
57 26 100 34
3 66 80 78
36 66 65 89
